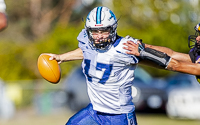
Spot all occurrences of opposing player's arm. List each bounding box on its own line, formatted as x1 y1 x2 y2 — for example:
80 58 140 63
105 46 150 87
145 44 191 62
167 58 200 75
46 48 83 64
123 39 200 75
140 54 200 76
138 57 200 76
124 39 191 62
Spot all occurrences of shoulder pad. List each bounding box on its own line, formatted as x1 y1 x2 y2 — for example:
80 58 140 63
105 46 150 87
114 36 138 53
77 29 88 44
124 35 139 44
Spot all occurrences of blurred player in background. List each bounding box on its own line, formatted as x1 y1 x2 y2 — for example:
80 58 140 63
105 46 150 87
0 0 7 31
0 0 13 120
47 6 200 125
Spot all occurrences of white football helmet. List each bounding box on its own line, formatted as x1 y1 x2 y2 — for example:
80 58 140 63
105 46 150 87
85 6 118 49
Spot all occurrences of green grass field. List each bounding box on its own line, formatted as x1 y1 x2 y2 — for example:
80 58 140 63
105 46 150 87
1 108 200 125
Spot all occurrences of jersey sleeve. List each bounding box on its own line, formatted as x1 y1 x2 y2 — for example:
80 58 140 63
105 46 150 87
115 37 140 64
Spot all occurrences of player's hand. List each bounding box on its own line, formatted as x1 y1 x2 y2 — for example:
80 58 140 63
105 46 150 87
45 53 62 64
196 36 200 42
123 40 141 56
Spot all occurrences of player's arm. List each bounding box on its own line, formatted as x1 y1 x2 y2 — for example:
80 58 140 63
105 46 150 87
124 39 191 62
123 40 200 75
138 49 200 75
145 44 191 62
167 58 200 75
46 48 83 64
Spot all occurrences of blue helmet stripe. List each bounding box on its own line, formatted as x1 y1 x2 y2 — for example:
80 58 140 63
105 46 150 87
96 7 102 24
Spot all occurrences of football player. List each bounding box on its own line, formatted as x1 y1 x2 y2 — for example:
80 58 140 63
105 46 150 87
189 23 200 82
47 6 200 125
49 6 138 125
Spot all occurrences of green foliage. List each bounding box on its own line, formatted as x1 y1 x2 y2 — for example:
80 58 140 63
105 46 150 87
0 24 83 81
0 1 198 80
0 20 193 80
0 21 190 80
0 41 36 80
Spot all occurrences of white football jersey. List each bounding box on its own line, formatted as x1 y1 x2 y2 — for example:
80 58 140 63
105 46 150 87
78 29 139 114
0 0 6 13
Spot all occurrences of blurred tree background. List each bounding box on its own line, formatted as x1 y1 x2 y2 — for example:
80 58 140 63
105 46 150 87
0 0 199 81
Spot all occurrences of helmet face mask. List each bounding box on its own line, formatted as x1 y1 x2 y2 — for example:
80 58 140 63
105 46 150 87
85 6 118 50
195 31 200 36
188 23 200 49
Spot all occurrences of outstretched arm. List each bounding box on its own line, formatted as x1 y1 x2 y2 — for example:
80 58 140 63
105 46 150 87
167 58 200 75
123 40 200 75
145 44 191 62
124 40 191 62
45 48 83 64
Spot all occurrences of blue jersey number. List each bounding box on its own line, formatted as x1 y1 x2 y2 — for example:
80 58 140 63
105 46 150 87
84 59 113 84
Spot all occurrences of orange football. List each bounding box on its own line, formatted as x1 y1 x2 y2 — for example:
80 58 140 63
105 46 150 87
37 54 61 83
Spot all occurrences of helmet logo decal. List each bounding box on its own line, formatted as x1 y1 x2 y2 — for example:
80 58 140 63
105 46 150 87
109 10 116 20
95 24 103 26
86 12 91 21
96 7 102 24
198 23 200 31
84 31 87 38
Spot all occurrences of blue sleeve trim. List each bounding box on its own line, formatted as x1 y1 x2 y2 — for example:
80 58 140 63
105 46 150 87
113 36 123 47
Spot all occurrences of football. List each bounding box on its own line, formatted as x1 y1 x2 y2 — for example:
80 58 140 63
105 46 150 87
37 54 61 83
